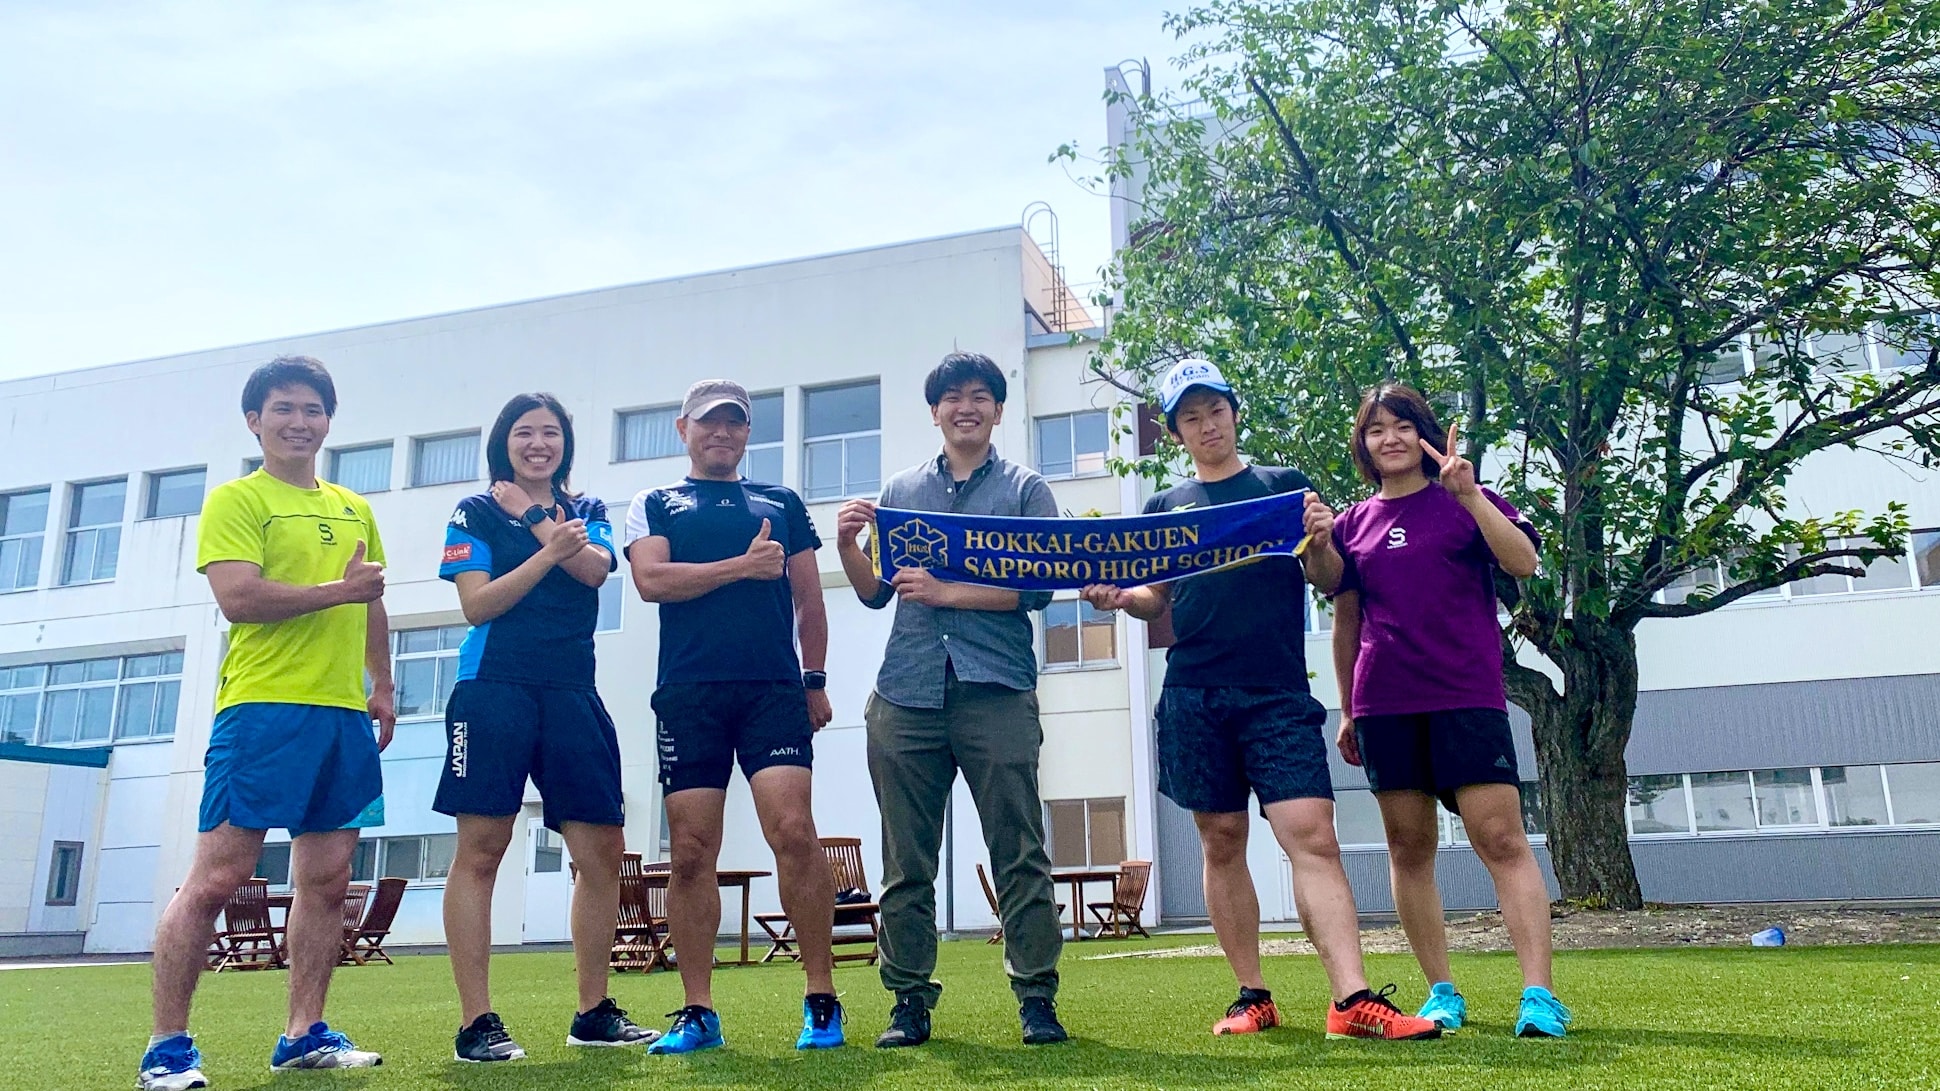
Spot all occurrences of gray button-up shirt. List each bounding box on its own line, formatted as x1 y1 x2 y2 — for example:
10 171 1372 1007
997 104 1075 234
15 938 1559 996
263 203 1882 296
865 448 1058 709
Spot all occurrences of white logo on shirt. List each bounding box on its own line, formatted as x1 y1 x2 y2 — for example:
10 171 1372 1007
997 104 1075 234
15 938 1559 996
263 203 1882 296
449 508 468 528
1387 527 1408 549
716 498 736 507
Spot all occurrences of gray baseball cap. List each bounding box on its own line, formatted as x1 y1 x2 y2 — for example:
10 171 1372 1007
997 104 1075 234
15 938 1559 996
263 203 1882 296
680 379 752 422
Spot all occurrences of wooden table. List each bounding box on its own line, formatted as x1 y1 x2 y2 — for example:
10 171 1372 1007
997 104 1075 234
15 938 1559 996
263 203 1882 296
1050 866 1121 941
635 867 774 966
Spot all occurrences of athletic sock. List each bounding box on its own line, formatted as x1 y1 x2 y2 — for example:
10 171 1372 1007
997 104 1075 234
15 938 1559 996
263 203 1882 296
1237 987 1272 1003
1334 989 1374 1012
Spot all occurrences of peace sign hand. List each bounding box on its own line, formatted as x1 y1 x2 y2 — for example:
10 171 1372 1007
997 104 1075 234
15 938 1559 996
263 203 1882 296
1419 419 1478 500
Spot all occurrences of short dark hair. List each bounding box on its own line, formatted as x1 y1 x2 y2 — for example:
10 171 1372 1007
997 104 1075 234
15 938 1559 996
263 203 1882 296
923 352 1007 406
241 355 337 418
1351 382 1448 485
1163 387 1241 435
486 392 579 498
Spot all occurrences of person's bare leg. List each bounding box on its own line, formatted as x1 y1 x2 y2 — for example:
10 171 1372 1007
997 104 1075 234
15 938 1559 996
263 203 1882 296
1455 783 1554 989
150 823 268 1036
1376 791 1453 985
664 788 726 1009
749 767 836 996
446 815 516 1024
284 828 359 1037
1263 798 1369 1002
559 821 627 1013
1193 811 1265 991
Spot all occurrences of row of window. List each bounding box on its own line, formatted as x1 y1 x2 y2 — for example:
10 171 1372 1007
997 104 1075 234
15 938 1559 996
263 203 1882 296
1701 317 1936 384
255 833 458 887
1626 764 1940 836
0 653 184 748
1660 531 1940 603
1335 784 1548 848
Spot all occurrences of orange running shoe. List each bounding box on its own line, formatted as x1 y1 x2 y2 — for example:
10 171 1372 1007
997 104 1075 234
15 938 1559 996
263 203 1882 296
1325 985 1444 1041
1212 990 1280 1035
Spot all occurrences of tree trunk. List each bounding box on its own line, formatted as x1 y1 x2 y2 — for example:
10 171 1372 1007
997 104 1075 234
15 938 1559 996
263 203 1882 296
1507 618 1646 910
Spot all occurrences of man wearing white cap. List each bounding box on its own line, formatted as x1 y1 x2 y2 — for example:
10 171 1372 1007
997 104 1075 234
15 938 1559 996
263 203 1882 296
1080 360 1442 1043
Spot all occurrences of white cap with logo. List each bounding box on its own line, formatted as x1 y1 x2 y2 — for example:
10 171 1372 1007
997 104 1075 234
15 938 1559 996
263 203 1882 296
1156 358 1234 413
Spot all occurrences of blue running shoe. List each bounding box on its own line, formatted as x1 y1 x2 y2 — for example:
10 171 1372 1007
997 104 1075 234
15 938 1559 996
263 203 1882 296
271 1022 382 1069
796 993 845 1050
138 1035 207 1090
1515 987 1572 1038
1417 982 1466 1030
647 1006 725 1055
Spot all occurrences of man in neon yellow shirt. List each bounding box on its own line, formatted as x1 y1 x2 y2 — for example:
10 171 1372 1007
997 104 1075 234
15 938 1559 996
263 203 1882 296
139 356 396 1091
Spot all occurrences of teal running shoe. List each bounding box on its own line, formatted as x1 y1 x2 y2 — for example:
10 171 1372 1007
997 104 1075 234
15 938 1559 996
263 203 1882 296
1515 987 1572 1038
647 1006 725 1054
796 993 845 1050
1417 982 1466 1030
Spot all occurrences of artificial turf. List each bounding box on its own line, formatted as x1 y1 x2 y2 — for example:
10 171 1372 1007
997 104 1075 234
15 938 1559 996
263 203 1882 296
6 935 1937 1090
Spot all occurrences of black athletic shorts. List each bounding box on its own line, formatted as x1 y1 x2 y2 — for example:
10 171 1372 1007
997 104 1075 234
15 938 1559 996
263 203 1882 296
433 680 625 831
651 681 815 794
1353 707 1520 814
1155 685 1333 814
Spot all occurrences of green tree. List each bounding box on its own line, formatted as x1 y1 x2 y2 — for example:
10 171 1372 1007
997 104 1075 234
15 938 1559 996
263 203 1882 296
1077 0 1940 907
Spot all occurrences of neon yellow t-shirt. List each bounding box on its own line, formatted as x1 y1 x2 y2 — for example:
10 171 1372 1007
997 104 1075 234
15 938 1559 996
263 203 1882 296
197 470 386 713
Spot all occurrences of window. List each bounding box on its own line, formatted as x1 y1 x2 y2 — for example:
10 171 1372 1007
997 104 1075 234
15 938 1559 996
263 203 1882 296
1042 598 1116 670
411 432 480 488
740 392 784 483
616 406 682 462
1823 766 1890 827
1913 530 1940 589
350 840 378 883
242 457 263 476
1036 411 1110 478
356 834 458 882
802 381 880 501
0 652 184 747
533 827 564 873
1875 314 1937 371
1333 789 1388 847
255 842 292 887
1627 774 1692 835
1885 763 1940 824
1752 768 1819 828
1303 586 1333 634
597 575 624 634
61 479 125 584
45 842 83 906
1046 798 1126 867
144 468 206 519
0 488 49 592
329 444 393 494
1790 538 1915 596
392 625 466 719
1690 771 1756 832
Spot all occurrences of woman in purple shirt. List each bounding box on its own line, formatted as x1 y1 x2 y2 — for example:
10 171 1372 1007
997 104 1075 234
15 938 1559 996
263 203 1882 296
1329 383 1571 1039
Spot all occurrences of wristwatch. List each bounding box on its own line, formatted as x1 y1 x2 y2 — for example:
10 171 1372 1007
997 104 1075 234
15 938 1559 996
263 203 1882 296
802 670 828 691
521 504 552 527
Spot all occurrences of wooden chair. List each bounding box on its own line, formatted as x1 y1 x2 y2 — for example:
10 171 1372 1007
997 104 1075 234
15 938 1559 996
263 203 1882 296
210 879 282 971
975 863 1063 945
1086 860 1153 939
755 837 881 966
334 884 371 965
341 877 406 965
611 853 674 973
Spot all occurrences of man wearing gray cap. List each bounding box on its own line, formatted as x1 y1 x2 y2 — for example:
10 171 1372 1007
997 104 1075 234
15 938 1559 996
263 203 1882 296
626 379 845 1053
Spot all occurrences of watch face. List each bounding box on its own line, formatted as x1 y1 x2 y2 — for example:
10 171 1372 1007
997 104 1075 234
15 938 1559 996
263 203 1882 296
523 505 549 526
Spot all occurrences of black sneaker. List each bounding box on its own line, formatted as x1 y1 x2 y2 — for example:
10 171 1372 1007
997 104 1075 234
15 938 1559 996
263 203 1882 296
874 996 931 1048
1019 996 1068 1045
568 998 660 1047
454 1012 526 1062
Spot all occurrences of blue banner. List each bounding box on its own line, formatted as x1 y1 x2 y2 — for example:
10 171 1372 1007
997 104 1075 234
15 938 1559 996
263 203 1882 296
871 490 1310 591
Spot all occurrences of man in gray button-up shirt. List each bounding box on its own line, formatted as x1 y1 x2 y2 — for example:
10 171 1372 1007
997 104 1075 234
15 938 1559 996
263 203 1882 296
836 352 1068 1049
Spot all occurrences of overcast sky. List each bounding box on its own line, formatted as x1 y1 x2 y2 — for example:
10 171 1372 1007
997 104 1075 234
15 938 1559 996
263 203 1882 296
0 1 1189 380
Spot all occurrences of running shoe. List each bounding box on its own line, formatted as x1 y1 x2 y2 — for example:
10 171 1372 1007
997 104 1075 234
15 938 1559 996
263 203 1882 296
568 998 657 1047
1212 988 1280 1035
270 1023 383 1069
1515 986 1572 1038
646 1006 724 1054
795 993 845 1050
137 1035 207 1090
1417 982 1466 1030
454 1012 526 1062
875 996 931 1048
1324 985 1444 1041
1019 996 1069 1045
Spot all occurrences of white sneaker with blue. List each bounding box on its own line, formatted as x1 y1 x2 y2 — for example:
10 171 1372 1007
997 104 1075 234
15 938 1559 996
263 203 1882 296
270 1023 383 1069
1416 982 1466 1030
1515 986 1572 1038
137 1035 207 1090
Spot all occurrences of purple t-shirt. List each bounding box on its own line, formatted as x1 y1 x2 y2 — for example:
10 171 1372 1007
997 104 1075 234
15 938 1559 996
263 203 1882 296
1332 484 1538 718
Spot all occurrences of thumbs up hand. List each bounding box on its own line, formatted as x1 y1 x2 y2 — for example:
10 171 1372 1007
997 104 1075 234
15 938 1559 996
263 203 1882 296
338 540 386 603
740 518 786 581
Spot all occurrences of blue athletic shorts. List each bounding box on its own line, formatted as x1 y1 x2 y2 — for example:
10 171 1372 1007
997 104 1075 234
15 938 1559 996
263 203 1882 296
433 679 625 832
1156 686 1334 814
199 703 383 836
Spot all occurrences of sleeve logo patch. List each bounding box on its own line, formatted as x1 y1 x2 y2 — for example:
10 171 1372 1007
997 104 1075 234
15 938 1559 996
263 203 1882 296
443 543 472 563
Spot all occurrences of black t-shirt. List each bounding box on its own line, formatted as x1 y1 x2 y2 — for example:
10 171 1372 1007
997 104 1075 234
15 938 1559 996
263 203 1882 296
1143 465 1313 690
439 493 619 690
625 477 821 686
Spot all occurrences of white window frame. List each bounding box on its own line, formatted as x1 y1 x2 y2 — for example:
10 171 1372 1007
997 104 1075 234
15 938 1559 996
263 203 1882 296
391 625 467 722
0 651 185 748
328 442 394 494
45 841 83 906
1034 410 1112 480
242 456 264 477
1624 764 1940 840
614 405 683 463
143 467 207 520
801 381 881 502
60 478 126 586
740 391 785 483
409 431 482 489
596 573 625 634
0 487 50 593
1040 595 1118 672
1044 797 1127 868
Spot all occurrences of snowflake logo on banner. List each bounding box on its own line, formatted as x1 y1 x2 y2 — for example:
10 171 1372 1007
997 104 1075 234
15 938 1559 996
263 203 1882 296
888 518 949 570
